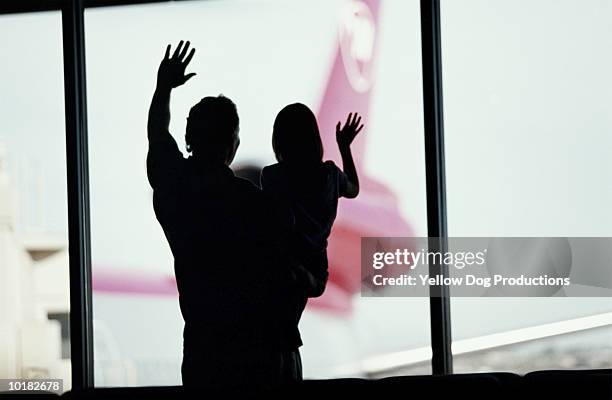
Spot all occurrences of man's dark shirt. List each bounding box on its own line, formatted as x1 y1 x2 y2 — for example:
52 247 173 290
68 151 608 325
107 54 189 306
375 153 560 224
147 135 296 360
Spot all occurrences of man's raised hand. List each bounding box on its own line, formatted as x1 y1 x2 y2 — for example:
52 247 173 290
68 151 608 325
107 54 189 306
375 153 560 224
157 41 196 89
336 112 364 149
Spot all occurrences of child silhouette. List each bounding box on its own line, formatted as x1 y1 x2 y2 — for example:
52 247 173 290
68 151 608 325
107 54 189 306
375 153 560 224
261 103 363 369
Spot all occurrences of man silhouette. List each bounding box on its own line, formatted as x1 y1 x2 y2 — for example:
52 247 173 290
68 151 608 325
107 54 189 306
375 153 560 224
146 41 298 389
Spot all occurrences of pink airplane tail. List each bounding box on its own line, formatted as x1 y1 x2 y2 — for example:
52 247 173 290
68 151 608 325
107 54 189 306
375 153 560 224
307 0 416 312
316 0 380 165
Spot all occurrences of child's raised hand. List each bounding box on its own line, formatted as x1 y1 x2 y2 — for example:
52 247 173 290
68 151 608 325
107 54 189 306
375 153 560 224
336 112 364 149
335 113 362 198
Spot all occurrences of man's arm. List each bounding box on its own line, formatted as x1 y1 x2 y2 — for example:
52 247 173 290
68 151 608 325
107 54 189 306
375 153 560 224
147 41 196 191
148 40 196 143
336 112 364 198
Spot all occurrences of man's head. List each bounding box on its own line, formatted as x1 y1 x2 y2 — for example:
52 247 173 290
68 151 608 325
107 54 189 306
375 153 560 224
185 95 240 165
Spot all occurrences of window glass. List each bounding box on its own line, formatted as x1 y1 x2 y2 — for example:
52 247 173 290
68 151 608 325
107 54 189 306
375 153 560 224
0 11 71 392
441 0 612 372
85 0 430 385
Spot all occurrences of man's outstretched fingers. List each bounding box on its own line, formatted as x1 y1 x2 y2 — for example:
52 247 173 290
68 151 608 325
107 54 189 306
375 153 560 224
172 40 184 59
164 44 171 60
184 48 196 66
179 41 191 61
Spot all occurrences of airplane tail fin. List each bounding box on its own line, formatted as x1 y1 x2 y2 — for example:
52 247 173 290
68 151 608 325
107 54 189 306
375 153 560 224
316 0 380 165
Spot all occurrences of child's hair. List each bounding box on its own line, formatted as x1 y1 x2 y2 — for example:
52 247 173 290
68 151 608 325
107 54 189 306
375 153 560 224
272 103 323 165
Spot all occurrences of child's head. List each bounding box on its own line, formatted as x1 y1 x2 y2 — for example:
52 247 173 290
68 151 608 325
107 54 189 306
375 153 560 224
272 103 323 165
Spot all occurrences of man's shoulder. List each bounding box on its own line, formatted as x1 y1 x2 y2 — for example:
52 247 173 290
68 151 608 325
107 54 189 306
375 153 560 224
231 175 265 197
261 163 283 177
147 138 187 192
231 175 291 227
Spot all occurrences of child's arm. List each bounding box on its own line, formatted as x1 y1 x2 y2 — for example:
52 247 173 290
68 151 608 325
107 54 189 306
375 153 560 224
290 262 328 298
336 113 364 198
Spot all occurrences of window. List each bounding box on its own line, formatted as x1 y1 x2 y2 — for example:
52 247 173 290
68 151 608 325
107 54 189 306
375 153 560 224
0 10 71 392
85 0 430 385
441 0 612 372
5 0 606 386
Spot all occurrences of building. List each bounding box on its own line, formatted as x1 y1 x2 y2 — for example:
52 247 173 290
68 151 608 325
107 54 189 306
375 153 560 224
0 144 71 389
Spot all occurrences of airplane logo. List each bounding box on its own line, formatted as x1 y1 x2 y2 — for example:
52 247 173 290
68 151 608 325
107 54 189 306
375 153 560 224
339 0 376 93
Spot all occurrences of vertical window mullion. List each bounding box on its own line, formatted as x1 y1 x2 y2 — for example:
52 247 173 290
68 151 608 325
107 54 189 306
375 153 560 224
62 0 94 389
420 0 453 375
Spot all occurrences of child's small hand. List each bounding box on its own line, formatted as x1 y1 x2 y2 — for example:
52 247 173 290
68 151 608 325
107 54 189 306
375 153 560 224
336 112 364 149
